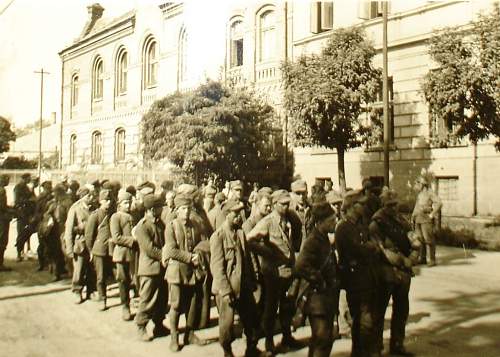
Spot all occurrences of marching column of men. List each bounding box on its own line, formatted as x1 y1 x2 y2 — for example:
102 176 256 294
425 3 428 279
0 173 443 356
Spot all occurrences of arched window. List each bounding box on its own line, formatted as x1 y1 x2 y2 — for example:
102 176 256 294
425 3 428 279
178 29 188 83
143 37 158 88
259 10 276 62
69 134 77 165
115 48 128 95
71 75 79 107
230 20 244 67
114 128 126 162
91 131 103 164
92 57 104 100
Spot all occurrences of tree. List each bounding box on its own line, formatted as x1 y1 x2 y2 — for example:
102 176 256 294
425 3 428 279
281 27 381 191
140 81 292 187
422 3 500 149
0 116 16 153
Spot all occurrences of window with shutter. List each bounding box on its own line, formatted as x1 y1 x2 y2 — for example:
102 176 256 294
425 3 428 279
311 1 334 33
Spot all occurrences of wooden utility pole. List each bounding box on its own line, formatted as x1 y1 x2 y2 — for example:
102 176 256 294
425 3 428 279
34 68 50 180
382 2 390 187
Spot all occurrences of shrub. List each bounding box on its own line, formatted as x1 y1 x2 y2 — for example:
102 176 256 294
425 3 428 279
435 227 479 249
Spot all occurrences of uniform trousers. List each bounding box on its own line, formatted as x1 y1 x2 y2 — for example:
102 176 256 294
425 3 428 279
16 217 32 253
415 222 436 264
216 286 259 351
116 262 131 306
135 274 167 327
374 277 411 351
0 220 9 264
72 254 96 295
308 312 335 357
346 289 379 357
262 274 295 340
169 282 202 328
93 255 113 299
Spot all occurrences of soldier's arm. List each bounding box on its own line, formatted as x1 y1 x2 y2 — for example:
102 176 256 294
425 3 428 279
336 223 378 261
63 205 77 256
295 235 323 286
430 192 442 219
84 213 98 252
110 214 134 248
210 231 232 297
246 218 269 242
288 210 303 252
163 222 192 264
136 224 162 261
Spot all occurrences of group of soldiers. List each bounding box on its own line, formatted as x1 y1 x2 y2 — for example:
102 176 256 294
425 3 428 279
0 171 442 357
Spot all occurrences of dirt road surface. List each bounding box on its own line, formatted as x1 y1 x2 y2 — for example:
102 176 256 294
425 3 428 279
1 222 500 357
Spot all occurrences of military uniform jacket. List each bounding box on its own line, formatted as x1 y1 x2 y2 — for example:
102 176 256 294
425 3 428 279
412 188 442 224
335 218 380 292
110 211 135 263
163 218 202 285
135 216 165 276
207 204 223 232
64 199 90 256
85 208 112 257
0 186 14 222
247 210 299 277
14 181 33 213
210 221 255 297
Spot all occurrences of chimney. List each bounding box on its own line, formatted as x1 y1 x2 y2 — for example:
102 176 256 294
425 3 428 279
87 3 104 21
81 3 104 37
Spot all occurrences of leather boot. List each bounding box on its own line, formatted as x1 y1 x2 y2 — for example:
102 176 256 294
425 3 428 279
137 325 152 342
169 310 180 352
121 305 131 321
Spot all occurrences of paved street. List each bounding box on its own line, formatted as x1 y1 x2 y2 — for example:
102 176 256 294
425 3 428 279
1 223 500 357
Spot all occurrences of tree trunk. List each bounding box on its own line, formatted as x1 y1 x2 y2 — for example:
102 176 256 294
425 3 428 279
337 147 347 193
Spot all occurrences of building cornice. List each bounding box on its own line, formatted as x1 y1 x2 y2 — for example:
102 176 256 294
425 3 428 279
59 14 136 58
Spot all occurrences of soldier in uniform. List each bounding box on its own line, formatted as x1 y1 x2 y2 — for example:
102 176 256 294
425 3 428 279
202 184 216 214
14 173 35 261
295 201 340 357
369 189 419 356
85 189 113 310
110 190 136 321
336 190 381 357
246 189 302 354
161 190 176 226
412 176 442 266
289 179 312 246
208 192 226 231
163 194 206 352
64 185 94 303
134 194 168 342
361 178 382 227
0 174 14 271
217 180 247 229
34 180 53 271
210 200 268 357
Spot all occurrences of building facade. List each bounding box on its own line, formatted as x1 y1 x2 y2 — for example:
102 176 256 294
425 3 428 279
60 1 500 217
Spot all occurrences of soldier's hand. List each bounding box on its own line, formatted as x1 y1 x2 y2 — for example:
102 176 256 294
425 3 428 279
191 253 200 267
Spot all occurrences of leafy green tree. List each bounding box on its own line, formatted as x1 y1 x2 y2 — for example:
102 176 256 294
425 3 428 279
0 116 16 153
141 81 292 186
422 4 500 149
281 27 381 191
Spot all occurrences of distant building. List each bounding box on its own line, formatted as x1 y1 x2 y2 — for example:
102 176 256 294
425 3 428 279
60 1 500 217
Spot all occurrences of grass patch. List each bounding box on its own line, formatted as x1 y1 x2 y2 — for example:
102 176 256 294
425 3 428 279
435 227 479 249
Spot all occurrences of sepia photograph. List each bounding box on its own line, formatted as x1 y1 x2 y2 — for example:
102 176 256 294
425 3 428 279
0 0 499 356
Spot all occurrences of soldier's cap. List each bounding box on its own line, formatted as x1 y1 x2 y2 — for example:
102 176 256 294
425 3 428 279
41 180 53 189
99 189 111 201
271 189 291 204
362 178 373 190
326 190 343 205
53 183 66 195
230 180 243 190
139 186 155 196
160 180 171 190
101 181 113 190
21 173 31 179
214 192 226 203
143 194 164 209
311 201 336 222
109 180 121 191
125 185 137 197
117 190 132 203
69 180 80 191
91 179 101 188
77 186 90 197
137 181 156 192
380 188 398 206
176 183 198 198
174 194 192 208
341 190 366 211
204 185 217 197
224 199 244 213
291 179 307 193
258 187 273 196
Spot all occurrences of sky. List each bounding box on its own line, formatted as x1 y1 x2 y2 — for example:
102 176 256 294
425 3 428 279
0 0 239 129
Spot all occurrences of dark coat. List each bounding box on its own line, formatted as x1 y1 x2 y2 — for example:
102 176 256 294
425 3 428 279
84 208 112 257
135 216 165 276
163 218 203 285
110 211 135 263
